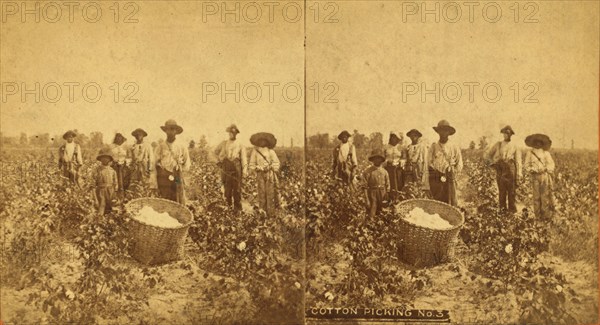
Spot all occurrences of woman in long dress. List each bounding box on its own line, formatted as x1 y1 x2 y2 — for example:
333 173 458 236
249 132 280 217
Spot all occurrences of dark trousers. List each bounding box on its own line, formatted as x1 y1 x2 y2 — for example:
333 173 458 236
495 161 517 212
384 165 403 201
428 169 457 206
222 159 242 210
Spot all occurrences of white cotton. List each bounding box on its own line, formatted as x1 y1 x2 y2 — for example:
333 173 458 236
404 207 453 230
133 206 182 228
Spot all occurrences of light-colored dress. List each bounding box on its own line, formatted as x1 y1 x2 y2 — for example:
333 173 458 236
249 147 280 216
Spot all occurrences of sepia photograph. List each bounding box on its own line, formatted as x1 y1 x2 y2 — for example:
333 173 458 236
305 1 599 325
1 0 599 325
1 2 305 324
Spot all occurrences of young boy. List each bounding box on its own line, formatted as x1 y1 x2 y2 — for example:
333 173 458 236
94 147 118 215
362 148 390 218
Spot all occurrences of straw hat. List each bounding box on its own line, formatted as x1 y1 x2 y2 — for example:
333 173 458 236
96 147 114 162
406 129 423 138
433 120 456 135
131 128 148 137
160 119 183 134
525 134 552 150
250 132 277 149
62 130 77 140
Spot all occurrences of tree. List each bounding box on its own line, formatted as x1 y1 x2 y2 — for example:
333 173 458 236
352 130 367 148
307 133 330 149
368 132 383 149
89 132 104 148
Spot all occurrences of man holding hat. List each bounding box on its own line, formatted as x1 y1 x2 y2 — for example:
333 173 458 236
58 130 83 186
383 131 405 201
332 130 358 185
524 133 555 219
362 148 390 218
484 125 522 212
154 119 191 204
215 124 247 211
428 120 463 206
405 129 429 190
129 128 156 191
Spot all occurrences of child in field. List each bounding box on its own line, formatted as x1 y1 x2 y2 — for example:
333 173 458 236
362 149 390 218
93 147 118 215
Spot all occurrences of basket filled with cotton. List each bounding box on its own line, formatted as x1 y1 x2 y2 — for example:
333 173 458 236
394 199 464 267
125 197 193 265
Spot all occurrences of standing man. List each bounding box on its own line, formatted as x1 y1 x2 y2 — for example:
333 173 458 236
524 134 555 220
111 133 131 195
405 129 429 191
383 132 404 201
215 124 247 211
154 120 191 204
428 120 463 206
130 128 156 191
58 130 83 187
484 126 522 212
332 130 357 185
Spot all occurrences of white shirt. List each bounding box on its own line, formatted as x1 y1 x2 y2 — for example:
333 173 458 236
65 142 75 160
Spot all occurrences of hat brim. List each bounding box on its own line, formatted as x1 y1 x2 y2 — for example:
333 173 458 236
132 130 148 137
525 134 552 150
96 154 113 162
63 131 76 139
433 126 456 135
407 130 422 138
161 125 183 134
501 128 515 135
369 155 385 162
338 131 351 140
250 132 277 149
226 127 240 134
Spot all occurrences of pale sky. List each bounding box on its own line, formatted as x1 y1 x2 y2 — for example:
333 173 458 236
1 2 304 147
2 2 598 150
306 1 599 149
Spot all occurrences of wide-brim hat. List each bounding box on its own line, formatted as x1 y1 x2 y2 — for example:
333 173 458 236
433 120 456 135
250 132 277 149
501 125 515 135
368 148 385 162
131 128 148 137
96 147 114 162
62 130 76 139
406 129 422 138
338 130 351 140
160 119 183 134
226 124 240 134
525 134 552 150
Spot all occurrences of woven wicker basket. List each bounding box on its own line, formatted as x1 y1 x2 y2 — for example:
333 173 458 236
394 199 464 267
125 197 193 265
